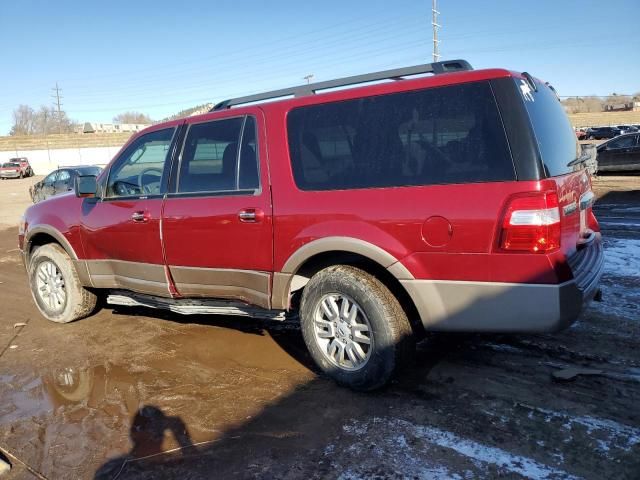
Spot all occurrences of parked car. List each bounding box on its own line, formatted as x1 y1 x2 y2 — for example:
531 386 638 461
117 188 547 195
0 161 28 179
9 157 34 177
19 60 604 390
30 166 103 203
585 126 621 140
615 125 638 135
596 133 640 172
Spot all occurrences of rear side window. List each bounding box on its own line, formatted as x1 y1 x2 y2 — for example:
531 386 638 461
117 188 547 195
287 81 514 191
178 116 259 193
519 79 581 177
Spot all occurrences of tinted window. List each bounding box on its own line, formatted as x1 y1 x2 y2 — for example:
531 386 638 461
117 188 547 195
56 170 71 184
107 128 174 197
43 172 57 186
607 135 637 149
76 166 102 176
178 116 259 193
287 81 514 191
520 79 581 177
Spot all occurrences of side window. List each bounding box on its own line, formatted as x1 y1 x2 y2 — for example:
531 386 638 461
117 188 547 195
56 170 71 183
608 135 637 149
106 128 175 198
178 116 259 193
43 172 57 186
287 81 514 191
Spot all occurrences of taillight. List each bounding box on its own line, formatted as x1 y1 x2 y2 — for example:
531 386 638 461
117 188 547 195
500 192 561 253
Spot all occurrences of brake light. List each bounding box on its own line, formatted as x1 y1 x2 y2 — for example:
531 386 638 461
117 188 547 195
500 192 561 253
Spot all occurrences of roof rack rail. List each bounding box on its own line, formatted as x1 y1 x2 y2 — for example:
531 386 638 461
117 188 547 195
211 59 472 111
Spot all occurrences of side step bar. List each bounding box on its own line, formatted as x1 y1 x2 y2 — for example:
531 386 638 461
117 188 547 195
107 290 287 321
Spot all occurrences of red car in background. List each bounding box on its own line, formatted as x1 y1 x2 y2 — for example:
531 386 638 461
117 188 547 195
0 157 34 179
575 128 587 140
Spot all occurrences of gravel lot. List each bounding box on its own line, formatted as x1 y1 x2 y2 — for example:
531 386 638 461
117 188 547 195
0 174 638 479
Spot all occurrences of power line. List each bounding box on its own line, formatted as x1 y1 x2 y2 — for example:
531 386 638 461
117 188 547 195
431 0 440 62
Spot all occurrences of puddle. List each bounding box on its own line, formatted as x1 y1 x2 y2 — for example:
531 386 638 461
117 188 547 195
0 319 314 478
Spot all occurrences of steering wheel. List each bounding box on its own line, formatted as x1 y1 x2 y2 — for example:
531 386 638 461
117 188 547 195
138 168 163 194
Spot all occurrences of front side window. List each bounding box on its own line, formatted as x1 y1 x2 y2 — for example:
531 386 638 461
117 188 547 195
43 172 57 186
106 128 175 198
287 81 514 191
178 116 259 194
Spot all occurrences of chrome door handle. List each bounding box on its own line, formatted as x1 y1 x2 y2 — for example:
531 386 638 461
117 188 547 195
238 208 265 223
238 210 257 222
131 211 148 222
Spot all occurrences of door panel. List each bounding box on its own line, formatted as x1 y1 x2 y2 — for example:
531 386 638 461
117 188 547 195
79 125 180 296
161 113 274 307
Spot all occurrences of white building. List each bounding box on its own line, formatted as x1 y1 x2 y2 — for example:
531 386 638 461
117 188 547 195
78 122 150 134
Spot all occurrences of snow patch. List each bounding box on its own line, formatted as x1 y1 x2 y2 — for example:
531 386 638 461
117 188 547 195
390 419 579 480
520 405 640 454
603 238 640 278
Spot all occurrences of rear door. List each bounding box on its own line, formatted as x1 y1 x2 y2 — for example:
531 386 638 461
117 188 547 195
161 112 273 308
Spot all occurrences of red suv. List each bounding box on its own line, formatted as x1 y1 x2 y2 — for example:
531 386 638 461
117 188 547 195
19 60 604 390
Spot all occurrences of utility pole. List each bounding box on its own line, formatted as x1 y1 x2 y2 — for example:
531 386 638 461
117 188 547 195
52 82 63 134
303 74 314 84
431 0 440 62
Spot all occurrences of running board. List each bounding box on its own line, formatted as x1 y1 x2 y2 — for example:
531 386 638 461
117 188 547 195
106 290 287 321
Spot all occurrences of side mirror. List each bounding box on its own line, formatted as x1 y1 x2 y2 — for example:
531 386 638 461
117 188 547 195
75 175 98 198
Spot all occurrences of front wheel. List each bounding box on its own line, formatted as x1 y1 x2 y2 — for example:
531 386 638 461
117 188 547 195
29 243 98 323
299 265 414 391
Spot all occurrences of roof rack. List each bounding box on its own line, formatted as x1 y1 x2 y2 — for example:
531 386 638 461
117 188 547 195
211 59 472 111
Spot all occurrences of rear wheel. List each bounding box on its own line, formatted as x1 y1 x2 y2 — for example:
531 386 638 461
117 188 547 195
299 265 414 391
29 243 97 323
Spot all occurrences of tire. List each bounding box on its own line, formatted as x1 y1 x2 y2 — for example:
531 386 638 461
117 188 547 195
28 243 97 323
299 265 414 391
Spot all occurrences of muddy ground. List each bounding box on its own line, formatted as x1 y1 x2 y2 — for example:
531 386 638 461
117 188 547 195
0 175 638 479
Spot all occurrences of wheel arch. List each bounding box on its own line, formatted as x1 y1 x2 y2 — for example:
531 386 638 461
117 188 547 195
25 227 79 264
273 238 424 337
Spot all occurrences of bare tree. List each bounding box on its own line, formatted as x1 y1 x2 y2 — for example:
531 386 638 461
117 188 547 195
561 96 604 114
113 111 153 124
605 94 632 105
10 104 75 136
10 105 36 135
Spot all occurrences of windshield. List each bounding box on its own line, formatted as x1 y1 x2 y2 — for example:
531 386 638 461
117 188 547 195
2 163 19 168
518 77 581 177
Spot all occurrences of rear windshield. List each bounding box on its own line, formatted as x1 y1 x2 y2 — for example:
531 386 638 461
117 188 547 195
2 163 19 168
287 81 515 191
518 78 581 177
76 166 102 176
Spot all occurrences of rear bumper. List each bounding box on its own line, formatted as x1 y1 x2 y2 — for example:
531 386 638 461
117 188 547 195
401 235 604 333
0 172 20 178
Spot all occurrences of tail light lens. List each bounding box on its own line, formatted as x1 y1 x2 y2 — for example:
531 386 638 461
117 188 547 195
500 192 561 253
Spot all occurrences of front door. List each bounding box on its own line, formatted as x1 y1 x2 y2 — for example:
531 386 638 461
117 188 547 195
79 125 180 296
161 113 274 308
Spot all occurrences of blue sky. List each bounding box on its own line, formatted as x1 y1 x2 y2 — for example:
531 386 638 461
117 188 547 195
0 0 638 135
